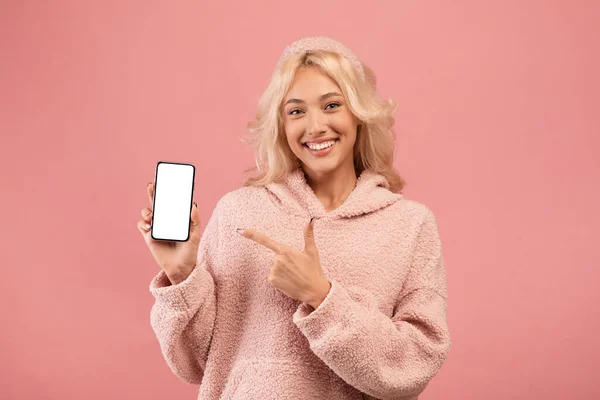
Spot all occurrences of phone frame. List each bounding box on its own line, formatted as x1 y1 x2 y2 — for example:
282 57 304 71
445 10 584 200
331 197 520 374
150 160 196 242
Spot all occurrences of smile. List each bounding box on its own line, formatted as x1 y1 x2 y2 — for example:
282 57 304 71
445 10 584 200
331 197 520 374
303 139 338 156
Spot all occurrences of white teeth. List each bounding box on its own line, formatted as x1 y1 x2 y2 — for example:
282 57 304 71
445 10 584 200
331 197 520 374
306 140 336 150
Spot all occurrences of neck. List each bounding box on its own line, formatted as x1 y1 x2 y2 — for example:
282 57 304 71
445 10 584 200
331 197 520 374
302 162 358 212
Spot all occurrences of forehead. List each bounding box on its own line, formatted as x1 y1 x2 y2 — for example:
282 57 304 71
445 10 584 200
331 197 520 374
284 68 342 100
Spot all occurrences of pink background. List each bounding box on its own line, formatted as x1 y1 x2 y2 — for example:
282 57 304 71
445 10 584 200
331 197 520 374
2 1 599 399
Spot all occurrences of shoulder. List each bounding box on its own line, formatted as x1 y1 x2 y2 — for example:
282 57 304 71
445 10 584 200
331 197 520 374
381 197 443 243
212 185 266 216
390 197 438 225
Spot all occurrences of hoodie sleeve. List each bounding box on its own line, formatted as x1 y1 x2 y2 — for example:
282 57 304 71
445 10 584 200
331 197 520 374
148 205 221 385
292 210 451 400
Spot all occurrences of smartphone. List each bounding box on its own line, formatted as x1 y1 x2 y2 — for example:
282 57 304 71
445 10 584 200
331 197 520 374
151 161 196 242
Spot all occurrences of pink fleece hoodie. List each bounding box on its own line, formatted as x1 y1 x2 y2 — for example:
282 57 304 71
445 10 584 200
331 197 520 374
149 167 451 400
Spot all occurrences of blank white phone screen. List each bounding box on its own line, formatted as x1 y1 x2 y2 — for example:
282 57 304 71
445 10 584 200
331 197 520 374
152 163 195 241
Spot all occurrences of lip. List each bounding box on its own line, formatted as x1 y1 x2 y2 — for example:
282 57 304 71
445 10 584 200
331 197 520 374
304 139 338 156
302 137 338 145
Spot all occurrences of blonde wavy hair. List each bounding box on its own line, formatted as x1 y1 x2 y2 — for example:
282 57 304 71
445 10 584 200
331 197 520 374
241 49 406 193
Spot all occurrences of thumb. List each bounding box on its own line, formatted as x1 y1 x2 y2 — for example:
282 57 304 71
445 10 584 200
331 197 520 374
303 218 318 257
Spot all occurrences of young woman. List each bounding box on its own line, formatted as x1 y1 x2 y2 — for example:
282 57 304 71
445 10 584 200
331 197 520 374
137 36 450 400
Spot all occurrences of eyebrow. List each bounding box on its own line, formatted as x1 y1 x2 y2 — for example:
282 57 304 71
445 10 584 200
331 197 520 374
283 92 342 106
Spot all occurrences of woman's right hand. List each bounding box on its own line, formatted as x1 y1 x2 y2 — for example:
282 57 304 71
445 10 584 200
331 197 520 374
137 182 202 285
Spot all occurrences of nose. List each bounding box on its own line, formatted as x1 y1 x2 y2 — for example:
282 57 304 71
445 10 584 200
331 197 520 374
306 110 327 137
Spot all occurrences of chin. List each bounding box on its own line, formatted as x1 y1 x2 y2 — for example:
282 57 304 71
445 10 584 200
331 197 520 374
300 159 340 175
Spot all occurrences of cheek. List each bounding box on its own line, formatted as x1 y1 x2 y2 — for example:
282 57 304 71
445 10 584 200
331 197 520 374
284 122 303 146
330 114 357 135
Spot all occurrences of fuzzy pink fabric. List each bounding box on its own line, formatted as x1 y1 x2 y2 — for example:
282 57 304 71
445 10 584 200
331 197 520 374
149 167 451 399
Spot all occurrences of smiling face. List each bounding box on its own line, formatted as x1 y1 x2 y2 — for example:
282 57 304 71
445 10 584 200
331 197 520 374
281 67 360 177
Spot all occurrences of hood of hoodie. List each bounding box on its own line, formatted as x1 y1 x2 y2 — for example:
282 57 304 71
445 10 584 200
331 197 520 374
264 168 403 219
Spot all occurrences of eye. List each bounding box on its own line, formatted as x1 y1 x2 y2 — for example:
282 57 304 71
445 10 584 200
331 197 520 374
325 102 341 110
288 108 303 115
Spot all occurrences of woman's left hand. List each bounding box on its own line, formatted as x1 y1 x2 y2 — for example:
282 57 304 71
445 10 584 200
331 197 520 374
238 219 331 309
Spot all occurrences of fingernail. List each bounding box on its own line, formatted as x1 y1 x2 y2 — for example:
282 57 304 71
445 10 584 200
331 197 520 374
145 223 151 229
236 228 244 236
146 210 152 217
147 182 152 187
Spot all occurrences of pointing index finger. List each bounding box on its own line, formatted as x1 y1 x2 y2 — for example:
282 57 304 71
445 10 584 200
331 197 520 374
242 230 285 254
